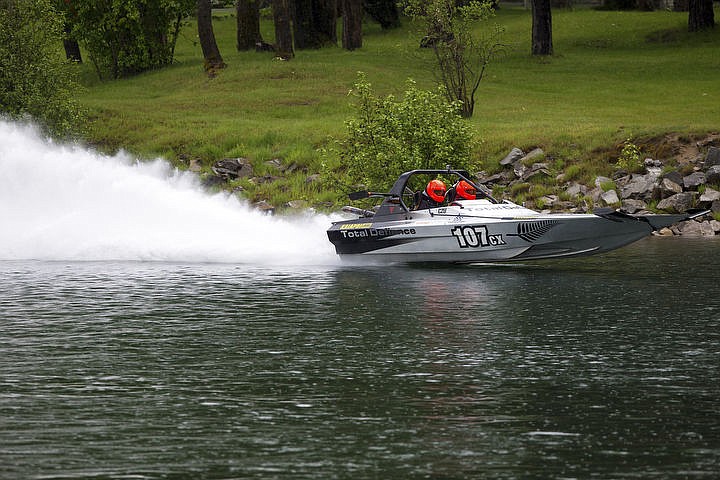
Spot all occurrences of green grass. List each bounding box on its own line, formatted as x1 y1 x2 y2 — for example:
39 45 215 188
76 6 720 207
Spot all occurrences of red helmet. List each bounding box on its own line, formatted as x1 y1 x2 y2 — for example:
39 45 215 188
426 180 447 203
455 180 477 200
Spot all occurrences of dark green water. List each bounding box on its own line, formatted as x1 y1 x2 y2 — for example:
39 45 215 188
1 237 719 479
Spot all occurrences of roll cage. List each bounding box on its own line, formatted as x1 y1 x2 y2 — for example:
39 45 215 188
370 168 499 219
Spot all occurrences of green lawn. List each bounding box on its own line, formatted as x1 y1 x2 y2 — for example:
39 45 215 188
77 6 720 206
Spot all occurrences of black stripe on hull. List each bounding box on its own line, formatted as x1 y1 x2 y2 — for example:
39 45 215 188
327 230 420 254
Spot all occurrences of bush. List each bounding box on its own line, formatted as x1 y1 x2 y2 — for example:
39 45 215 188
617 138 643 172
0 0 85 137
324 73 474 191
69 0 195 79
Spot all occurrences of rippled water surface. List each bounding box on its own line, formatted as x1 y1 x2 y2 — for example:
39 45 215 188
2 237 720 479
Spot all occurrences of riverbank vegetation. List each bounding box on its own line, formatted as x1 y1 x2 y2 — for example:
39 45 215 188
73 6 718 208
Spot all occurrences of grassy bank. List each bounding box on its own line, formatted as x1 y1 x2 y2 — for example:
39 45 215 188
77 6 719 208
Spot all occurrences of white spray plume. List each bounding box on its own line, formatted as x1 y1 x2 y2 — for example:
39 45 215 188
0 121 339 265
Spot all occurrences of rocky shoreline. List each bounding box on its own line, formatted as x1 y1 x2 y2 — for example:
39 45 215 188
479 142 720 237
201 137 720 236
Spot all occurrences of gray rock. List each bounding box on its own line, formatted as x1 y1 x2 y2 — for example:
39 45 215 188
699 187 720 203
706 165 720 185
478 172 509 185
305 174 321 184
710 220 720 233
565 182 587 197
621 174 658 200
539 195 559 207
645 166 662 179
588 187 603 203
594 176 613 188
683 171 707 189
679 220 716 237
253 200 275 215
500 147 524 166
212 158 253 179
713 200 720 213
660 177 683 196
600 189 620 206
521 164 552 182
656 192 696 213
519 148 544 164
705 146 720 168
621 199 647 214
662 170 683 185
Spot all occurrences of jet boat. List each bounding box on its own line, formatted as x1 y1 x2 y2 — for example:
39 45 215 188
326 168 709 263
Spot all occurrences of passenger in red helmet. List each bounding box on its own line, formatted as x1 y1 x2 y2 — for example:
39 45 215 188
455 180 477 200
415 179 447 210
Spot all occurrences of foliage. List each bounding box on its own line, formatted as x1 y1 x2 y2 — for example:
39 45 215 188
0 0 85 137
324 73 473 191
403 0 505 117
617 138 643 172
75 8 720 208
66 0 195 79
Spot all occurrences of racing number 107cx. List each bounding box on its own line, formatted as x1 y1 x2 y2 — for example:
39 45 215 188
451 225 506 249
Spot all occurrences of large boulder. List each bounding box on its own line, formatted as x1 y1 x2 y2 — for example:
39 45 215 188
699 187 720 204
705 146 720 168
621 173 658 200
565 182 588 198
663 170 683 185
500 147 524 166
521 163 552 182
683 171 707 190
621 198 647 213
600 189 620 206
656 192 696 213
706 165 720 185
677 220 716 237
660 177 683 196
519 148 544 165
212 158 253 179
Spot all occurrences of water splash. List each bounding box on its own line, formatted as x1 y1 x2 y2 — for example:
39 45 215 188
0 121 339 264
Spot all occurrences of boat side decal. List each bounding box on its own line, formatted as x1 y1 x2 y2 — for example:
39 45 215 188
327 226 420 254
451 226 506 248
339 222 373 229
512 220 559 242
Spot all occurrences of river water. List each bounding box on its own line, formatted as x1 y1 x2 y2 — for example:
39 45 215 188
1 121 720 479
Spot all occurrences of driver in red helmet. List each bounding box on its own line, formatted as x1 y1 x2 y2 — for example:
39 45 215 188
415 179 447 210
454 180 478 200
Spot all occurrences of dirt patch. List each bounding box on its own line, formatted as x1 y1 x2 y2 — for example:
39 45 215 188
632 132 720 165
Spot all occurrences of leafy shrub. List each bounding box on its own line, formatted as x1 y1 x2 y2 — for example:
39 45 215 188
617 138 643 172
68 0 194 79
324 73 473 191
0 0 85 137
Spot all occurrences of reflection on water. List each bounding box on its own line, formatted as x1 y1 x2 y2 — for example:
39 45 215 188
1 237 719 479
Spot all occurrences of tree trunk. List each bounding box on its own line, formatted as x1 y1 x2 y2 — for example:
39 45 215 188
293 0 337 49
197 0 226 72
316 0 337 45
531 0 553 56
237 0 262 50
363 0 400 29
688 0 715 31
272 0 294 59
61 15 82 62
342 0 362 50
63 39 82 63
